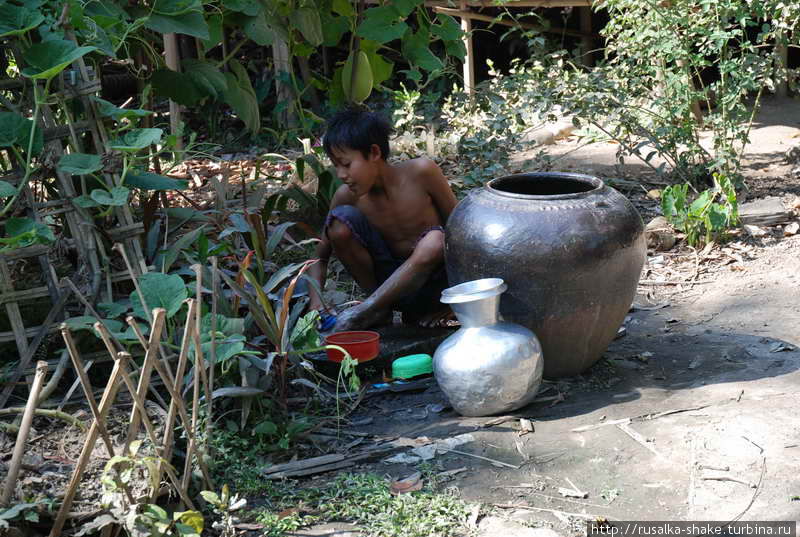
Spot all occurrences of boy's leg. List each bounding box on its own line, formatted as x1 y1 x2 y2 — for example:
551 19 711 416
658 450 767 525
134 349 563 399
327 218 378 293
325 205 398 327
333 229 446 331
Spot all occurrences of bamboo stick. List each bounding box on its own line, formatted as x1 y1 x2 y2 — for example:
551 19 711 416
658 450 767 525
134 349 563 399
49 360 125 537
114 352 196 510
151 299 197 503
61 324 135 505
434 6 595 39
123 308 167 452
1 361 48 506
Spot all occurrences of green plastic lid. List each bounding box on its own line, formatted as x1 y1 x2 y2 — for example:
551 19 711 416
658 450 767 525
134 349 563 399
392 354 433 379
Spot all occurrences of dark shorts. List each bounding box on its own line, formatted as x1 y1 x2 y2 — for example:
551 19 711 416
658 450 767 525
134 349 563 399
325 205 449 316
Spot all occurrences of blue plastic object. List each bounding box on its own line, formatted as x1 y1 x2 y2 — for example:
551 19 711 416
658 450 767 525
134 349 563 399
319 313 337 332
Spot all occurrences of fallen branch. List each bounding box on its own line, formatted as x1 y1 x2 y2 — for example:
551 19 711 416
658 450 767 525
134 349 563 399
571 405 710 433
493 503 613 521
438 447 520 469
701 475 756 488
0 407 85 430
617 422 663 458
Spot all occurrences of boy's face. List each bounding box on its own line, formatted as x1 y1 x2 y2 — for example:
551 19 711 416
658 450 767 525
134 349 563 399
330 145 382 197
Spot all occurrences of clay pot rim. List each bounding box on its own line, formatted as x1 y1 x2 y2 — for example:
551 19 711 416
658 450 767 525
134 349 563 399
486 172 604 200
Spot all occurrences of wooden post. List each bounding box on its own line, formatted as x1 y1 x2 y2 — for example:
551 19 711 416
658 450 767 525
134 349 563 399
0 362 47 507
775 42 788 98
459 0 475 99
163 33 183 150
579 6 594 67
272 38 296 127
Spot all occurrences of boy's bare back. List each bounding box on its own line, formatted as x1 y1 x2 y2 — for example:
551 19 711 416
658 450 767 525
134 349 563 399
329 157 456 259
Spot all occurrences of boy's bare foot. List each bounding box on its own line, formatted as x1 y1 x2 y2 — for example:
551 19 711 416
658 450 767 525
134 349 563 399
332 304 393 332
403 308 458 328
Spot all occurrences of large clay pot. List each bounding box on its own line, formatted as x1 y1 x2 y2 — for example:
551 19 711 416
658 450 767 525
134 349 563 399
434 278 543 416
445 172 645 378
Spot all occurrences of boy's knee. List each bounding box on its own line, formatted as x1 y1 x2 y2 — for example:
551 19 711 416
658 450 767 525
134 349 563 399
327 218 354 246
412 230 444 268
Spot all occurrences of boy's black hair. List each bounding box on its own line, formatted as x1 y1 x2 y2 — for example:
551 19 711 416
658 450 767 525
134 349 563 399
323 106 393 161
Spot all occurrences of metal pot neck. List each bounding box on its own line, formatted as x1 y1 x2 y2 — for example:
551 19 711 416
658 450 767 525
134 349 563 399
485 172 604 201
449 294 502 328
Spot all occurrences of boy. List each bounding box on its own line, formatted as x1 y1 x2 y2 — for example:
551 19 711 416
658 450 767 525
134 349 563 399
307 107 458 332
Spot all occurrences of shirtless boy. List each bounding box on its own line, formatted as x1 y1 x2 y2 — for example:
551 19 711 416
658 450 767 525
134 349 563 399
307 107 458 332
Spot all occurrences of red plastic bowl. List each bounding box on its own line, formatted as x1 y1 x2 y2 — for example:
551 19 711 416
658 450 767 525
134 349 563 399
324 331 380 363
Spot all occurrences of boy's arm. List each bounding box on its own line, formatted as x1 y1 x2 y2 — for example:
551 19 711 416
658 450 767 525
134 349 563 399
417 159 458 224
307 185 353 312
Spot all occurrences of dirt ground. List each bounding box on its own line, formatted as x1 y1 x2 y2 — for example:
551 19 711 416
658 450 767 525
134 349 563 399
292 96 800 535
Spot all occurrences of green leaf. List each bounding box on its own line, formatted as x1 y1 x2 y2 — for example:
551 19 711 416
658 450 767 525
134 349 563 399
392 0 420 17
109 128 163 151
202 13 223 49
357 16 408 44
91 97 152 120
431 13 462 40
224 0 262 15
0 112 42 154
254 420 278 436
361 40 393 86
290 8 323 46
0 3 44 37
155 224 207 272
1 217 54 249
58 153 103 175
0 112 30 148
290 310 320 350
125 172 189 191
320 11 349 47
402 28 443 71
98 302 128 318
0 503 41 521
0 181 15 198
199 490 220 505
200 313 245 338
242 12 275 46
332 0 354 17
130 272 188 319
90 186 129 206
182 59 228 98
445 37 466 60
153 0 201 16
222 61 259 134
265 221 294 257
152 69 205 106
145 11 209 39
21 40 97 80
73 195 101 208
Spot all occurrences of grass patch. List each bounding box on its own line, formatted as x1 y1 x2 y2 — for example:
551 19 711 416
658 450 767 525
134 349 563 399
251 472 471 537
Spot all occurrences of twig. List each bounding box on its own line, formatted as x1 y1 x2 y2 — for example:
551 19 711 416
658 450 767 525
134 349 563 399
49 359 125 537
493 503 611 521
438 448 520 469
0 407 86 430
726 456 766 523
1 361 48 507
639 279 714 285
701 475 756 488
191 264 214 490
571 405 709 432
617 422 663 458
493 487 611 509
